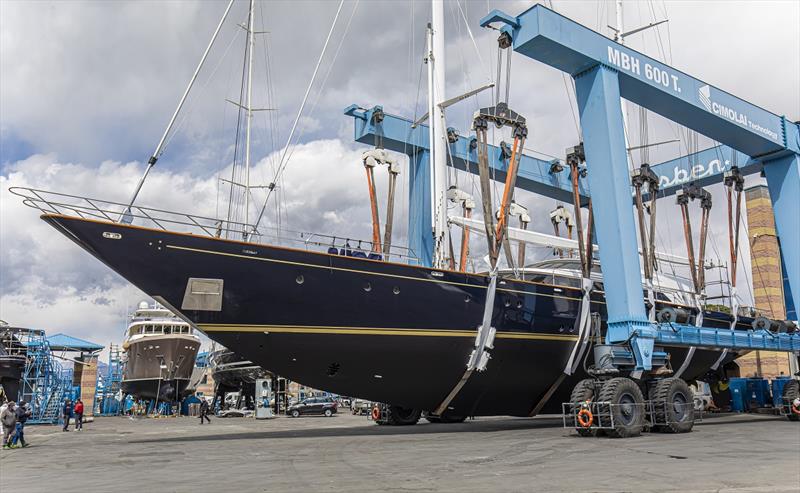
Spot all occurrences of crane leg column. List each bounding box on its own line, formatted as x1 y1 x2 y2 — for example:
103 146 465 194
573 64 654 368
763 153 800 316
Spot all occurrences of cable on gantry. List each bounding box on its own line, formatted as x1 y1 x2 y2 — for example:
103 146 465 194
710 166 746 370
631 163 660 319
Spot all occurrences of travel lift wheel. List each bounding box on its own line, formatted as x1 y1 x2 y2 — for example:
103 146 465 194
649 377 695 433
782 380 800 422
569 379 598 437
599 377 646 438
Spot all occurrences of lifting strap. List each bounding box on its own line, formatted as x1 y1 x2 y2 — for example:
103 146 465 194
362 149 400 256
712 167 745 370
675 183 712 378
434 101 527 416
529 145 594 417
384 160 400 254
364 163 381 253
632 163 660 321
494 123 528 269
566 144 589 277
459 204 472 271
529 312 600 416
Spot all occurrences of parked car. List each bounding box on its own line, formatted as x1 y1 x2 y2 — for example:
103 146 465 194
351 399 372 415
288 396 338 417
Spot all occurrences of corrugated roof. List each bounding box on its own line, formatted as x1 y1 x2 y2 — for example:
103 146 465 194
45 333 104 352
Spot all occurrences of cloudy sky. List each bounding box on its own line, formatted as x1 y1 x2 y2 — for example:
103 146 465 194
1 0 798 361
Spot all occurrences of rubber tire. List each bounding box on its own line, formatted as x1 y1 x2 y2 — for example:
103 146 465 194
599 377 645 438
290 409 300 418
782 380 800 422
324 409 333 417
569 378 598 437
649 378 695 433
385 406 421 425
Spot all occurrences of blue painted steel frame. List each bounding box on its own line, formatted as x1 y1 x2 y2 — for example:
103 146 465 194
480 5 798 159
344 105 587 203
346 105 767 203
479 4 800 370
655 324 800 352
573 64 656 368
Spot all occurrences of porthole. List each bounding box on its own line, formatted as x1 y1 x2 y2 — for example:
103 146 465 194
393 286 400 295
516 301 523 309
464 295 471 303
504 299 511 307
296 275 304 285
363 282 372 292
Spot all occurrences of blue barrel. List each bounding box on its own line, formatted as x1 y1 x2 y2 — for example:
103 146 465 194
729 378 748 412
772 377 793 407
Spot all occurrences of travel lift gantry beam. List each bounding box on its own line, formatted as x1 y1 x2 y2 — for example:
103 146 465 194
479 4 800 436
343 112 782 267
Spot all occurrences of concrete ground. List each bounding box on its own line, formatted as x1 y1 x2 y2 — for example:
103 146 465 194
1 412 798 492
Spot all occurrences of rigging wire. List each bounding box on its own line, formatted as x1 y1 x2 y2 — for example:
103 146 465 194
283 0 360 167
251 0 346 234
455 0 492 84
227 9 253 233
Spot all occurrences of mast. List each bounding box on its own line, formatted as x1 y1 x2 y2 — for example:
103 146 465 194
428 0 448 268
243 0 256 237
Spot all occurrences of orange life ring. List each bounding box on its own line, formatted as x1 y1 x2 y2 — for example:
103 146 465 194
577 406 593 428
371 406 381 421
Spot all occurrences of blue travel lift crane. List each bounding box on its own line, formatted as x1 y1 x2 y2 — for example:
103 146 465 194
477 4 800 436
346 4 800 436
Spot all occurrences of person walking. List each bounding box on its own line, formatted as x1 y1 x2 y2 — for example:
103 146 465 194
62 398 73 432
1 401 17 449
11 401 31 448
198 398 211 424
74 399 84 431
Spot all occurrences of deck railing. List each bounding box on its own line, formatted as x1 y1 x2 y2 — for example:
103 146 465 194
10 187 419 264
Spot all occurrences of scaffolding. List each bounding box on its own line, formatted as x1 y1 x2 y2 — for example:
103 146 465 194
94 343 124 416
18 329 72 424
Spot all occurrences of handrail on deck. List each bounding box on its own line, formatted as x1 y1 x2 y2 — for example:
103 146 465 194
10 187 419 263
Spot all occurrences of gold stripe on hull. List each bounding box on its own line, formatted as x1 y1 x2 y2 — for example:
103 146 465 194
198 324 579 342
166 244 583 301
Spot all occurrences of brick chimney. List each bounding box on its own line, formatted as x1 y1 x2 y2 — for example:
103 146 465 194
737 185 791 378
